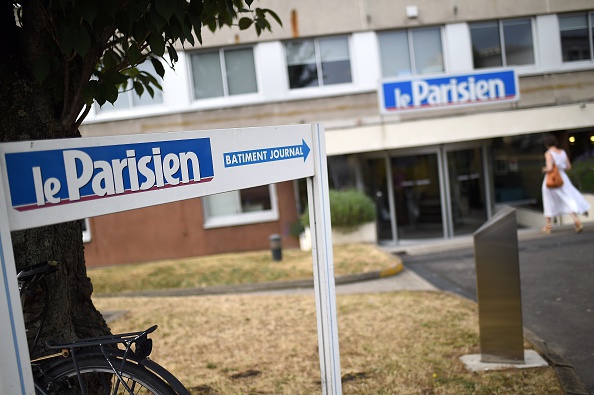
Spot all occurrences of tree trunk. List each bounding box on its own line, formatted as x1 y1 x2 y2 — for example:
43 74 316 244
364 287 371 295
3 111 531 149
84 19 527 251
1 24 110 360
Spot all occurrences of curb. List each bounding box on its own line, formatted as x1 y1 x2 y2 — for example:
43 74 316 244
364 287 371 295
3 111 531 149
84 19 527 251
96 260 405 299
523 328 588 395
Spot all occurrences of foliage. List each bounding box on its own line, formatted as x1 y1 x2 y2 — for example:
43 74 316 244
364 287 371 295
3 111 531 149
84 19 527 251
1 0 281 364
10 0 281 133
289 219 305 239
301 189 376 231
569 157 594 193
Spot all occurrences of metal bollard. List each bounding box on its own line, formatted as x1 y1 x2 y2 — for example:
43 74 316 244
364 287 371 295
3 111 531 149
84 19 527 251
473 206 524 363
269 234 282 261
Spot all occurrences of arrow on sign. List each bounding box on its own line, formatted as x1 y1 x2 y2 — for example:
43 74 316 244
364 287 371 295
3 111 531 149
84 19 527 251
223 139 311 168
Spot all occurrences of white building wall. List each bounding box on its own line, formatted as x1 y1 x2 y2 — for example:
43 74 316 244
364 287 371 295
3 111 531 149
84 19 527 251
82 4 594 153
443 23 473 72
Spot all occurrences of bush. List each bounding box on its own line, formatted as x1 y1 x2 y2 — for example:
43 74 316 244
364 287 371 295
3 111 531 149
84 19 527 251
569 157 594 194
300 189 376 232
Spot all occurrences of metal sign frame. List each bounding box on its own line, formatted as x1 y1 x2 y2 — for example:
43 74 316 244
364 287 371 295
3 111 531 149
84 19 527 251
0 123 342 394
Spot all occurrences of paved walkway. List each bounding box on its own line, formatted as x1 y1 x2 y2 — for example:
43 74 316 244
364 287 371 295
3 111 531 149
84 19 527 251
393 224 592 395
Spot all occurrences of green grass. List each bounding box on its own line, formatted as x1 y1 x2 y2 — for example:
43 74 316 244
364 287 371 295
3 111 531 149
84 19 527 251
88 243 398 294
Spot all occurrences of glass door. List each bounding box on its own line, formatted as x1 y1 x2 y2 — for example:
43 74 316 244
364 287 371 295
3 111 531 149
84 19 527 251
367 158 394 242
446 147 487 236
391 153 444 240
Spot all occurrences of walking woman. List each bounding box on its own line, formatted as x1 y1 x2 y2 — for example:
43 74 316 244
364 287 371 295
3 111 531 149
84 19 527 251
541 134 590 234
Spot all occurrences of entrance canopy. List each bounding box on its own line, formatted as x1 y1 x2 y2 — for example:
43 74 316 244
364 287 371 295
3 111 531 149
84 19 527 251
0 124 342 394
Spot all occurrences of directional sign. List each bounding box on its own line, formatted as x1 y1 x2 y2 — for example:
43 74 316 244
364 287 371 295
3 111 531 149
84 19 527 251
0 123 343 395
0 125 315 231
224 139 310 168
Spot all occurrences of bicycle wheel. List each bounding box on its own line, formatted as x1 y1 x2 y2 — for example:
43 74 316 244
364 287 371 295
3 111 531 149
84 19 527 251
39 357 177 395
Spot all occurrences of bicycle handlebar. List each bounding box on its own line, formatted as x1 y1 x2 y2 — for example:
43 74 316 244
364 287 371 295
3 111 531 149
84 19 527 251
17 260 58 284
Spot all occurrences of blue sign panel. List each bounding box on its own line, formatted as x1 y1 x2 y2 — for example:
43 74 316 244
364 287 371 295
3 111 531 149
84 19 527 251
223 139 310 168
5 138 214 211
380 69 519 113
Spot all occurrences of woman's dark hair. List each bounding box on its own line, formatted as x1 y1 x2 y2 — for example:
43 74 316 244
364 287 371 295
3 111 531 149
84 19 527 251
543 134 558 148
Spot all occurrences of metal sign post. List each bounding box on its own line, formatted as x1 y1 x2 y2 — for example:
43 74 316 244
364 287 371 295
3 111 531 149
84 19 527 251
0 123 342 394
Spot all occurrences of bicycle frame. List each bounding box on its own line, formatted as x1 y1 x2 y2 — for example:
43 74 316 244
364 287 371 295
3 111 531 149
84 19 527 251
32 327 190 395
18 262 190 395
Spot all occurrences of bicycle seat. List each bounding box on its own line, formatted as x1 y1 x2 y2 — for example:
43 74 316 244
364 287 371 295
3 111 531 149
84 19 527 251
17 261 58 284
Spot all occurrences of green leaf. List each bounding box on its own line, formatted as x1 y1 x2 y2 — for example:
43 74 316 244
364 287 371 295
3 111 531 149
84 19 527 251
148 33 166 57
186 12 202 41
263 8 282 27
145 84 155 98
102 82 119 104
207 18 217 32
129 44 141 65
133 81 145 97
149 6 168 31
60 25 76 56
103 70 128 85
167 45 179 64
73 25 92 57
139 71 162 90
103 49 115 69
133 20 148 42
76 1 98 24
115 11 132 34
150 57 166 78
98 0 119 17
238 17 252 30
83 80 100 105
155 0 176 21
181 16 195 45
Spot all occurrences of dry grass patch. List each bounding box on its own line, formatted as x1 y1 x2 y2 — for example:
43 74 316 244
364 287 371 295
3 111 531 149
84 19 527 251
93 291 562 394
89 244 397 294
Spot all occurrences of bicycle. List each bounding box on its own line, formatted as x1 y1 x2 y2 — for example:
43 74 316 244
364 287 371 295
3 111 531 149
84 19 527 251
18 260 191 395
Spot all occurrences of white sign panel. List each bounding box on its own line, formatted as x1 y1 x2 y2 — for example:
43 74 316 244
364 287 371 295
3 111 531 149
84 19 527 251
0 124 314 231
0 123 342 395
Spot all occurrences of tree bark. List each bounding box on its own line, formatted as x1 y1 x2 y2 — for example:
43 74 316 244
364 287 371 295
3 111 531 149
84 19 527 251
1 4 110 360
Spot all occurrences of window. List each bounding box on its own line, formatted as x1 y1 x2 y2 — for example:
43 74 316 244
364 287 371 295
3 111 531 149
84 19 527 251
469 19 535 68
559 12 594 62
98 61 163 112
285 36 352 89
378 27 444 78
202 185 278 228
82 218 91 243
190 47 258 100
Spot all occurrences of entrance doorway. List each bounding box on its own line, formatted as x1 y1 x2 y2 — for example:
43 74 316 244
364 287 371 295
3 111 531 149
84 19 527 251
391 153 444 240
445 147 488 236
368 143 489 244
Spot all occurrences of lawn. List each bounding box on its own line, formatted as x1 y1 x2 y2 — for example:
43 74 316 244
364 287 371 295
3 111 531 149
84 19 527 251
94 291 562 394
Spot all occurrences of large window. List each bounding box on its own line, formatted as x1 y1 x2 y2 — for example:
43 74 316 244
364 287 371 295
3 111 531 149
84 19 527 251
378 27 444 78
191 47 258 100
285 36 352 89
98 61 163 112
559 12 594 62
202 185 278 228
470 18 535 68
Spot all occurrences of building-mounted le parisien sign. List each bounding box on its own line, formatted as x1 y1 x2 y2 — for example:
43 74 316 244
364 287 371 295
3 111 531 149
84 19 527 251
379 69 519 114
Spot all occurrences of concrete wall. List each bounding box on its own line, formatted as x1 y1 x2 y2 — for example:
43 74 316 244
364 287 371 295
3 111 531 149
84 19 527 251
193 0 594 48
81 70 594 156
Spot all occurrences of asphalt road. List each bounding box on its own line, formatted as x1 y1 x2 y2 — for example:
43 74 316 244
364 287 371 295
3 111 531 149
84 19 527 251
401 227 594 394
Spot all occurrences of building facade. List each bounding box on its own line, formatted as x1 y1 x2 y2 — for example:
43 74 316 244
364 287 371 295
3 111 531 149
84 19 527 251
81 0 594 266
